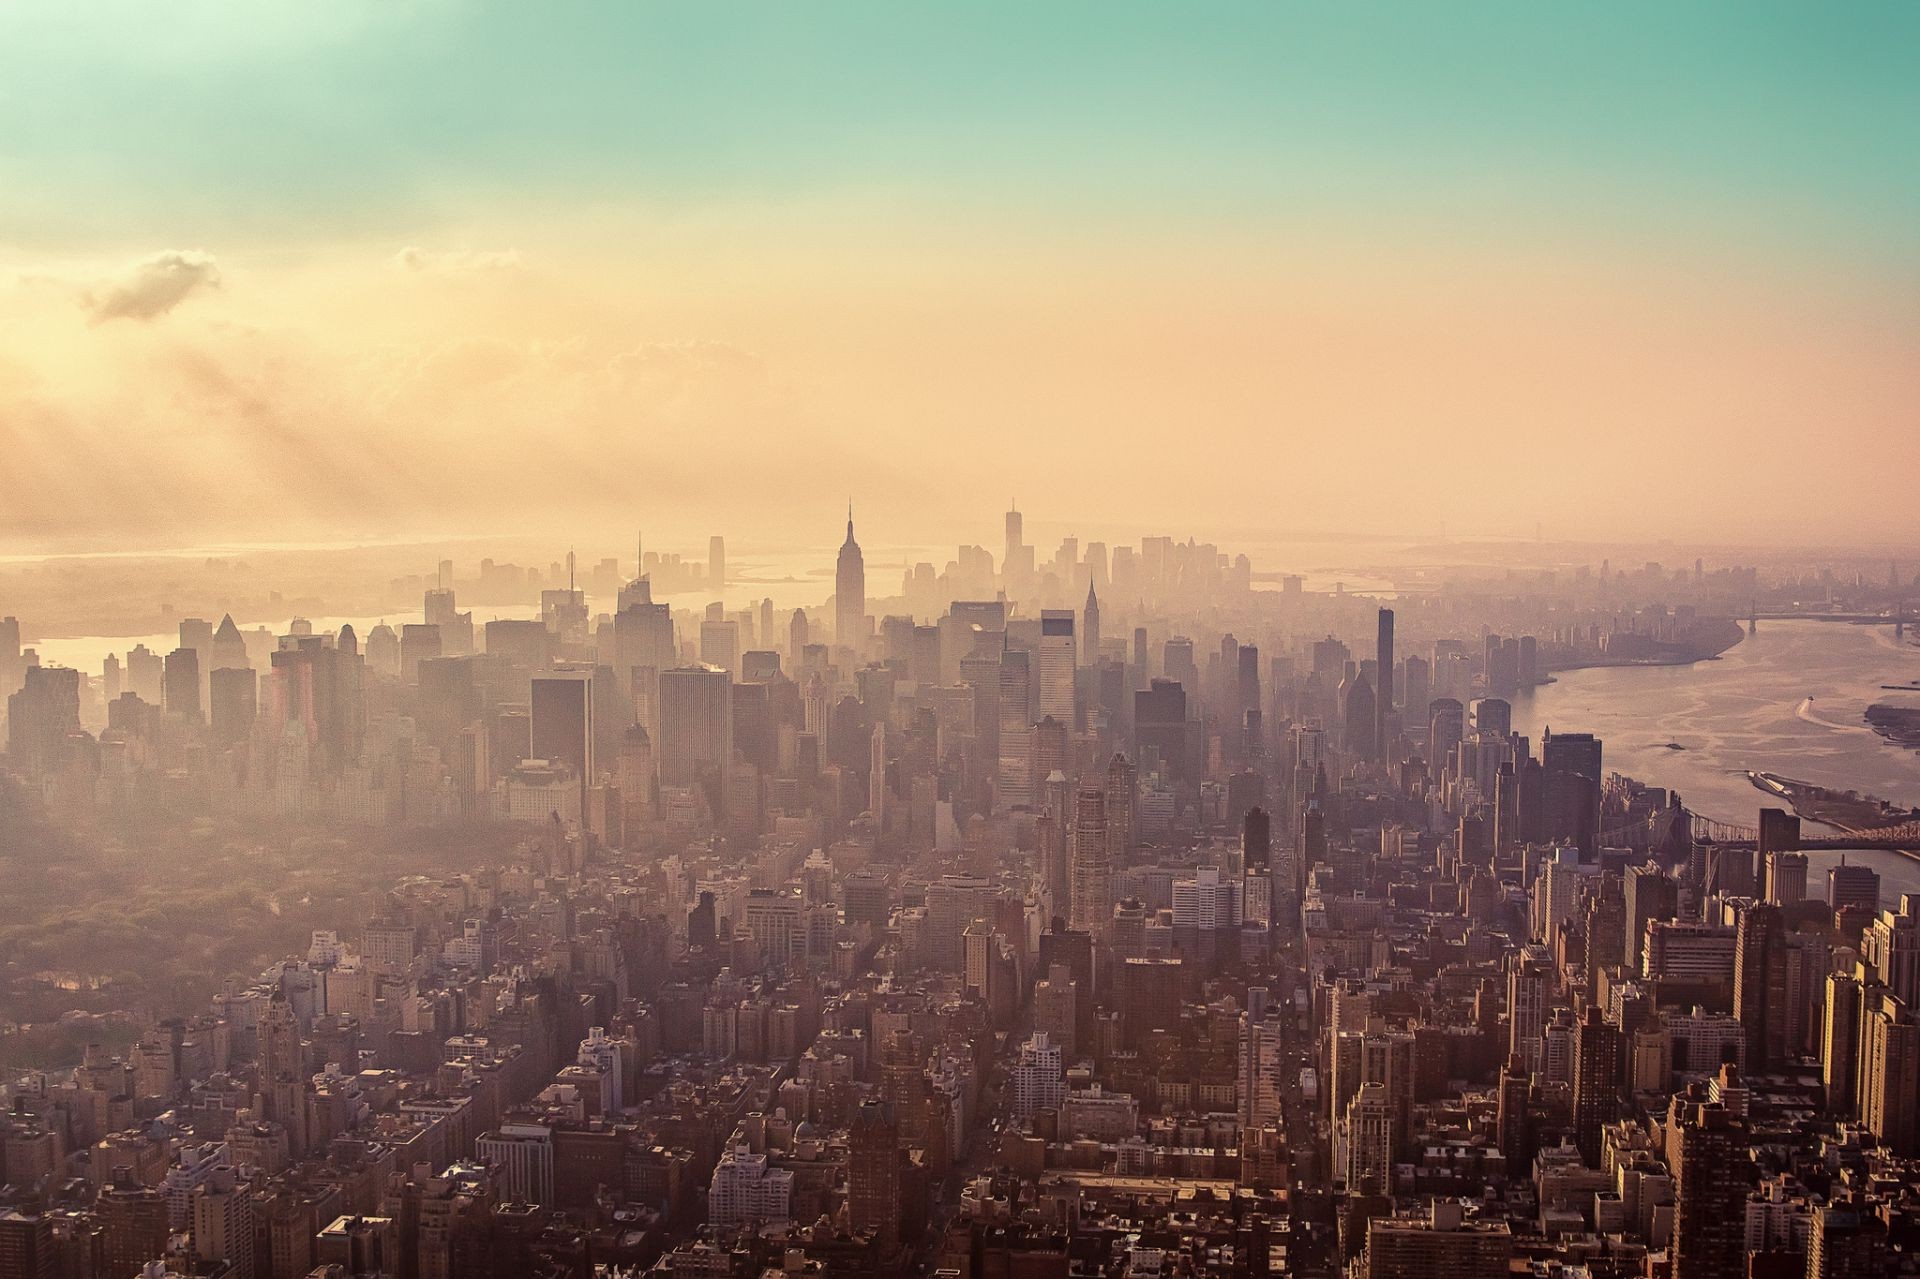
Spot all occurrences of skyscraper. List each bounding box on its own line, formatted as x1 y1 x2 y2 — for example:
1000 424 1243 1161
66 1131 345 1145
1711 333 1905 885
835 507 865 655
847 1100 901 1254
164 646 202 721
1069 787 1111 942
1375 607 1394 761
994 645 1034 811
1036 610 1076 724
1667 1091 1752 1279
1082 581 1101 669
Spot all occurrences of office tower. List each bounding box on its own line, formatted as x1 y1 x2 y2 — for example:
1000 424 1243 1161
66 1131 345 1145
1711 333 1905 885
1133 679 1188 783
531 667 594 805
1508 945 1550 1075
164 645 202 720
1864 895 1920 1007
847 1100 901 1254
423 589 472 654
1858 985 1919 1153
1827 862 1880 911
1375 607 1394 759
1624 863 1678 972
1427 699 1464 776
708 535 725 592
1472 696 1511 739
836 507 865 654
1238 1011 1285 1127
5 665 80 774
191 1165 254 1279
699 618 739 675
787 609 808 660
1342 670 1376 762
400 623 442 679
0 1209 53 1279
1764 851 1807 905
1003 502 1023 574
1822 967 1861 1116
995 647 1032 810
1361 1200 1511 1279
1036 610 1076 724
1667 1092 1752 1279
657 664 733 787
98 1179 169 1279
1243 805 1271 883
1105 753 1135 869
1571 1007 1620 1165
1734 902 1790 1071
210 613 248 671
1345 1081 1395 1193
1069 787 1111 942
1082 581 1101 668
209 666 258 745
1495 1054 1530 1170
1542 728 1602 855
869 722 888 829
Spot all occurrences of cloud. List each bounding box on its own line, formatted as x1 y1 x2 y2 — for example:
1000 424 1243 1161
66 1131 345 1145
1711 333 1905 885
391 246 523 273
87 249 220 322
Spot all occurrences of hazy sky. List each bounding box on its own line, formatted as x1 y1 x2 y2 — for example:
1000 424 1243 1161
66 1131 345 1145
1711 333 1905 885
2 2 1916 553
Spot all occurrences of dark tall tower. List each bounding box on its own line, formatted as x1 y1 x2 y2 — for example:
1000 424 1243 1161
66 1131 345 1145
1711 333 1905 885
848 1100 901 1254
1571 1007 1621 1166
1734 902 1790 1072
1375 607 1394 761
1668 1089 1753 1279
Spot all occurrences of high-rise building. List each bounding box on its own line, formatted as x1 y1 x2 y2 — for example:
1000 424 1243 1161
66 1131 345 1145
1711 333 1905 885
1542 729 1602 855
1036 610 1076 725
995 647 1032 810
1427 699 1464 777
847 1100 901 1254
0 1209 54 1279
708 535 726 593
1571 1007 1621 1165
531 669 594 812
657 665 733 792
1733 901 1790 1072
835 508 865 655
1508 945 1551 1076
1069 787 1111 942
1082 582 1101 668
1864 894 1920 1008
164 645 202 721
1375 607 1394 760
1667 1091 1752 1279
1806 1192 1890 1279
1624 863 1678 972
1827 862 1881 912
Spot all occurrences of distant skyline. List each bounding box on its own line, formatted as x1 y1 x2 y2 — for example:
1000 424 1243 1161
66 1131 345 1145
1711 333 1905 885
3 2 1917 550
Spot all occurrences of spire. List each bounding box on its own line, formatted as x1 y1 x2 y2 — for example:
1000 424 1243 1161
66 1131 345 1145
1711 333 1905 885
1085 579 1098 609
843 501 857 547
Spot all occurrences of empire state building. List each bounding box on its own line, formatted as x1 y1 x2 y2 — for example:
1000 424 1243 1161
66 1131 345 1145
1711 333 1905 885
836 505 866 655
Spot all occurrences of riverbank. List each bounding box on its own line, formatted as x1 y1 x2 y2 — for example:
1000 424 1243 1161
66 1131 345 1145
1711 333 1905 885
1546 616 1746 676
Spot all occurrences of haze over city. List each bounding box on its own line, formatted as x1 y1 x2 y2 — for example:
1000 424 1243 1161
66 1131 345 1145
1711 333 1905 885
4 3 1919 551
4 8 1920 1279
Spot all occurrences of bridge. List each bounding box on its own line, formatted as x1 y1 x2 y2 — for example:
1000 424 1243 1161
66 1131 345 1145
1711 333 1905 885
1598 809 1920 854
1746 604 1914 637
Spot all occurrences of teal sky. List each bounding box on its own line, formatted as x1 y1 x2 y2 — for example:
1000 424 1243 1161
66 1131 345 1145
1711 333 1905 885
3 2 1918 259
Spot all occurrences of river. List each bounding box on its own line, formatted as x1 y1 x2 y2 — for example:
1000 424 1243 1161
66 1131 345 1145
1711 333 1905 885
1511 619 1920 907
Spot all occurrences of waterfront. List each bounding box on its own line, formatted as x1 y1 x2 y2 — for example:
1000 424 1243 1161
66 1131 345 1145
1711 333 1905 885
1513 619 1920 905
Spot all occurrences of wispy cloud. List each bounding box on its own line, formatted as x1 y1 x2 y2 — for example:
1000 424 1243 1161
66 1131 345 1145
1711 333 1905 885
87 249 220 323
